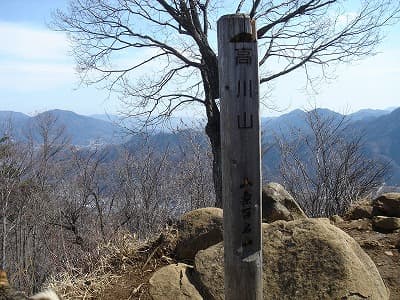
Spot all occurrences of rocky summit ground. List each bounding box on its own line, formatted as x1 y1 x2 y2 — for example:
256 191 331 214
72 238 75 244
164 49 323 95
47 217 399 300
336 218 400 300
47 190 400 299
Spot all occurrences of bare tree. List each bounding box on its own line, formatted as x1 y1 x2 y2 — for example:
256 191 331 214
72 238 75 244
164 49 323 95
277 110 390 217
0 137 27 270
173 127 215 210
0 133 48 292
52 0 399 207
46 144 114 252
112 136 177 237
26 112 70 194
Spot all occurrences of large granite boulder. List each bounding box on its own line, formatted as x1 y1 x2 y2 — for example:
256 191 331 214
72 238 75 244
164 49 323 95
149 263 202 300
373 193 400 217
175 207 223 260
262 182 307 223
194 218 389 300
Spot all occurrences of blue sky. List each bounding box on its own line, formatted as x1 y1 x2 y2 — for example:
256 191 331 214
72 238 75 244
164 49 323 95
0 1 399 117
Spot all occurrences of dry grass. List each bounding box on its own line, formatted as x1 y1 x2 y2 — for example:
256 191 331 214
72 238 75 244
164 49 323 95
46 228 179 300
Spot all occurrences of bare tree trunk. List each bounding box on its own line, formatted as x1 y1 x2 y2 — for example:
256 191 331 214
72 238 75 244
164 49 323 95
205 101 222 208
202 51 222 208
1 207 6 270
92 193 106 241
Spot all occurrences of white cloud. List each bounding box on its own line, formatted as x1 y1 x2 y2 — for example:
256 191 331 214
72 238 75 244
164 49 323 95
0 21 69 61
0 22 76 91
0 61 75 91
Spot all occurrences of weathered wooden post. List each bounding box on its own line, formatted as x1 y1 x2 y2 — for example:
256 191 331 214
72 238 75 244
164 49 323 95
217 14 263 300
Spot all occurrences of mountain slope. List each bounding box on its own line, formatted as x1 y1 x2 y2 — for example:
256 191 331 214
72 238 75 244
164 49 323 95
261 107 399 185
0 111 30 137
0 110 126 146
361 108 400 181
348 108 391 122
32 110 126 145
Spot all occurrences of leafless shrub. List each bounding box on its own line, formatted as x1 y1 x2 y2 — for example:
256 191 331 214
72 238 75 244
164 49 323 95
277 110 390 217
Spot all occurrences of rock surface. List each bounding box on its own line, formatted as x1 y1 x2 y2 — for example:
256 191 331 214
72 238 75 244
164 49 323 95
336 218 400 300
346 199 374 220
372 216 400 232
373 193 400 217
148 263 202 300
194 218 389 300
329 214 344 223
175 207 223 260
344 219 373 231
262 182 307 223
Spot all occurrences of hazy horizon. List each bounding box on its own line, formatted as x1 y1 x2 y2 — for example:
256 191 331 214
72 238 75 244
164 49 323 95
0 105 398 119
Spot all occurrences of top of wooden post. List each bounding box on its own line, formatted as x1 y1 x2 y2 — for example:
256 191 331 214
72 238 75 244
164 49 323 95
217 14 257 44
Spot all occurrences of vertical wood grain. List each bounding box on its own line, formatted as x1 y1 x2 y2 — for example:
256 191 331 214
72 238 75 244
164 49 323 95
217 14 263 300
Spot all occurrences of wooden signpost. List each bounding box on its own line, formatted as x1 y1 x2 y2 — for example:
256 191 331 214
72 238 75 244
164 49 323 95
217 14 263 300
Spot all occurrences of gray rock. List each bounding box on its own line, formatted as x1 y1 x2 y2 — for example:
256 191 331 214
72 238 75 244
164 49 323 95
373 193 400 217
149 263 203 300
175 207 223 260
262 182 307 223
372 216 400 232
395 238 400 250
346 199 374 220
329 214 344 223
345 219 373 231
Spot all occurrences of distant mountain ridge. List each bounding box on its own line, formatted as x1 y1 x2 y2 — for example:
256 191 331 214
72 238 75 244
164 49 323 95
0 109 126 146
348 108 391 121
261 107 400 185
1 107 399 185
362 108 400 181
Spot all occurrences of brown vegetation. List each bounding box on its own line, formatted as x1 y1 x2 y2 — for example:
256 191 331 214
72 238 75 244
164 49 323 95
0 116 214 295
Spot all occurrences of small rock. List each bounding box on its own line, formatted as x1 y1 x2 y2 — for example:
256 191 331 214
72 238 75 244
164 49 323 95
360 240 384 249
175 207 223 260
384 251 393 256
330 215 344 223
29 289 60 300
149 263 202 300
372 193 400 217
262 182 307 223
347 219 372 231
372 216 400 232
346 200 373 220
